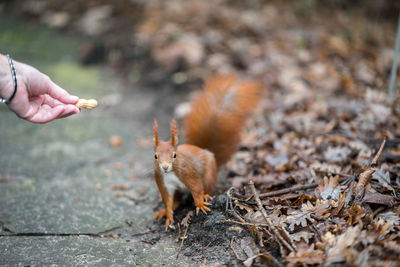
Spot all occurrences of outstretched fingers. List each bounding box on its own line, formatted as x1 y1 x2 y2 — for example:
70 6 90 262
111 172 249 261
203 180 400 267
47 78 78 105
25 104 66 123
42 95 79 118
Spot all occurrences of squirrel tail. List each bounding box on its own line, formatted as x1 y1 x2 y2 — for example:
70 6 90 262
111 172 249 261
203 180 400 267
183 74 261 168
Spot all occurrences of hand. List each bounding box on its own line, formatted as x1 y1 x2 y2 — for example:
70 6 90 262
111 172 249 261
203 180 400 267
0 55 80 123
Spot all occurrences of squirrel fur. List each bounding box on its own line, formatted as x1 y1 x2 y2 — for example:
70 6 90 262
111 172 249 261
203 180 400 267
153 74 261 229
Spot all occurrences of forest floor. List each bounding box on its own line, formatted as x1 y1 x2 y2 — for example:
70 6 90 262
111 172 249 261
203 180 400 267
1 1 399 266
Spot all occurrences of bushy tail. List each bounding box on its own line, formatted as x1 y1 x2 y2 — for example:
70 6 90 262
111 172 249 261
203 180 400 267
183 74 261 168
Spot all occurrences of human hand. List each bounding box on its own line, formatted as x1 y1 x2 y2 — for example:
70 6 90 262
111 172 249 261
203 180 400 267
0 55 80 123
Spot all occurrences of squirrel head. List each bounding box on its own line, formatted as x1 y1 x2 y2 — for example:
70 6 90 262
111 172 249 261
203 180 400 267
153 119 178 173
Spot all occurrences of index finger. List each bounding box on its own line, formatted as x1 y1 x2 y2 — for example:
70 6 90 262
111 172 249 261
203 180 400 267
47 79 79 105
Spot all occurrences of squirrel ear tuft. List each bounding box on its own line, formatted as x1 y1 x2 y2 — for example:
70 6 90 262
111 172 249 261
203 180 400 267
153 119 159 149
170 119 178 148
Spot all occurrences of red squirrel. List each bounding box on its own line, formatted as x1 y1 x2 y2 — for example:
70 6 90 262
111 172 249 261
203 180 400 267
153 74 261 228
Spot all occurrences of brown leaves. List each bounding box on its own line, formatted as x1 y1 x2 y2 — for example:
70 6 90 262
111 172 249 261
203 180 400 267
287 244 325 265
286 210 314 232
315 176 340 200
226 134 398 265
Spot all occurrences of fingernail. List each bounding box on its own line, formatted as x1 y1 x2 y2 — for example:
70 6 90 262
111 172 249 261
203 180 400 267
71 95 79 102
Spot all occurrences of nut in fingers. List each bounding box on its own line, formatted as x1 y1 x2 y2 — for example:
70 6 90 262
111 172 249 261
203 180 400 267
75 99 98 110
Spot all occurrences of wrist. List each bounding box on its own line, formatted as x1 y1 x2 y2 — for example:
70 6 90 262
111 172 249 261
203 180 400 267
0 54 15 101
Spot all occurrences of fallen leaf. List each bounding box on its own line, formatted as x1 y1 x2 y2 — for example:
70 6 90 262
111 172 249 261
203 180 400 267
265 151 289 171
324 146 351 163
315 176 341 200
325 226 361 264
109 135 123 147
291 231 314 243
181 211 194 227
372 167 394 192
286 210 314 232
362 192 395 207
287 244 325 264
111 183 132 191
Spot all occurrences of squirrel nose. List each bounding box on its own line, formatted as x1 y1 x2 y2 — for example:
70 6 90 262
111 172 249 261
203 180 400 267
162 164 169 171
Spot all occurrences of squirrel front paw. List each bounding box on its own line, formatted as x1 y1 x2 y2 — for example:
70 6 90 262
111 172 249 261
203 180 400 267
154 209 166 220
204 194 213 201
194 195 211 215
154 209 173 229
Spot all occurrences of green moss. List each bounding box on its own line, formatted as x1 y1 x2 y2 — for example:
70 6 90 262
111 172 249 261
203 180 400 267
45 62 105 98
0 16 80 64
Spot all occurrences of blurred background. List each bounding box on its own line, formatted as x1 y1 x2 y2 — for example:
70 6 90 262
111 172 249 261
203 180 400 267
1 0 399 96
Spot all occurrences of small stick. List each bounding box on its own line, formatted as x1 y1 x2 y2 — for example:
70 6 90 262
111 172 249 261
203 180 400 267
203 241 212 251
249 180 296 253
176 211 193 260
370 137 387 166
176 224 189 260
230 236 243 261
226 188 248 223
216 219 270 228
258 177 349 199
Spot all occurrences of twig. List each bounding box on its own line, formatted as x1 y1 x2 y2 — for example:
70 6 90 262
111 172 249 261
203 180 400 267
176 223 189 259
226 188 249 223
331 172 354 178
370 137 387 166
216 219 270 228
230 236 243 261
258 177 349 199
249 181 296 253
0 225 123 237
203 241 212 251
176 211 193 260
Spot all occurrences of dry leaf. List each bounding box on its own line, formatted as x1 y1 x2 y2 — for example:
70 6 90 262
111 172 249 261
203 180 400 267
111 183 132 191
315 176 341 200
291 231 314 243
287 244 325 265
109 135 123 147
181 211 194 227
286 210 314 232
362 192 395 207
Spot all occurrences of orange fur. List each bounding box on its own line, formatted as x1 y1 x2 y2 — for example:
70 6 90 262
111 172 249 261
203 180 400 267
153 74 261 229
184 74 261 167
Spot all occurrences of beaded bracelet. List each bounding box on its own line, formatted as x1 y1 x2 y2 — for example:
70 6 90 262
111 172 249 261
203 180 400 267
0 54 18 104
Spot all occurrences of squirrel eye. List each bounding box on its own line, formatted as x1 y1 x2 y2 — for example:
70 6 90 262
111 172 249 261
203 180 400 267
173 152 177 158
154 154 158 159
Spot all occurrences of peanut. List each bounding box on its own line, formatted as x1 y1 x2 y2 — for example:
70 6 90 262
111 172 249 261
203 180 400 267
75 99 98 110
